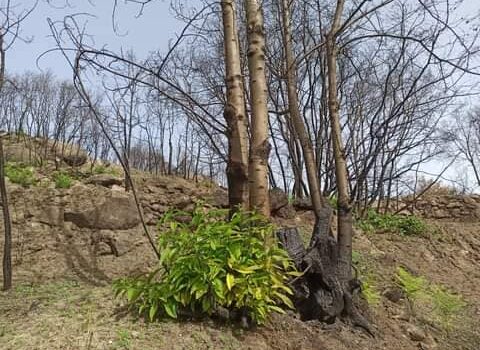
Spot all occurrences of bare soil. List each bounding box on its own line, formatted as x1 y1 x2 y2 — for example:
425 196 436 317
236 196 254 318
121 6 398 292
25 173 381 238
1 179 479 350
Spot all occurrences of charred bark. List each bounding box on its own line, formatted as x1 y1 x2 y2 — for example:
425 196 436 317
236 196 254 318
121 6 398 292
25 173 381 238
277 213 372 335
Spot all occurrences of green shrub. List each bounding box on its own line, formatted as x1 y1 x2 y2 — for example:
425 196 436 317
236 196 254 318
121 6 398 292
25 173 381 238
395 267 467 330
53 171 73 189
4 163 36 187
113 207 299 325
357 209 427 236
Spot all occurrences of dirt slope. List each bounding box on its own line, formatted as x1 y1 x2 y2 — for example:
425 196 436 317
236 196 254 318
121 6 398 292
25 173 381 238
0 174 479 350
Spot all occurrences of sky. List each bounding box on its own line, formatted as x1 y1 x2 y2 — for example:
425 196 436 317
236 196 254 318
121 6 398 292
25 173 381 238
5 0 480 80
6 0 200 79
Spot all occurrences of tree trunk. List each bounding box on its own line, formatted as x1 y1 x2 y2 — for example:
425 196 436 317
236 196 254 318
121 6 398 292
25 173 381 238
280 0 325 219
244 0 270 217
326 0 353 283
0 32 12 291
0 135 12 291
221 0 250 212
277 225 371 334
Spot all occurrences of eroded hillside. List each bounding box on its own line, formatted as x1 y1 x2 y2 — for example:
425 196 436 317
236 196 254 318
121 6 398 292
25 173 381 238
0 143 479 350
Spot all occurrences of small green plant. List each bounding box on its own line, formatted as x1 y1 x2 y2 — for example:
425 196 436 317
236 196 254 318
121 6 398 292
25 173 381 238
395 267 467 330
4 163 36 187
327 195 338 208
114 329 132 349
53 171 73 189
357 209 427 236
113 207 299 325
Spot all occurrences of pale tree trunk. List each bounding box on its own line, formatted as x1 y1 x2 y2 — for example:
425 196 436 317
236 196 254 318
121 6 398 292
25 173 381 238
0 32 12 291
244 0 270 217
221 0 249 211
280 0 325 220
326 0 353 282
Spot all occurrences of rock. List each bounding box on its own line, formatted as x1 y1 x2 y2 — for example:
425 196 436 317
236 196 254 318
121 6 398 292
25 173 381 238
276 205 296 219
111 184 124 192
406 325 426 342
64 185 140 230
383 287 404 303
86 174 124 188
292 197 313 211
36 205 64 226
269 188 289 213
210 188 229 208
62 151 87 167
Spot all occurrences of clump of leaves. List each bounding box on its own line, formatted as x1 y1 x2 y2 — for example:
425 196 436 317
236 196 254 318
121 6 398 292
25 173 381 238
4 163 37 187
53 171 73 189
395 267 467 330
358 209 427 236
113 207 299 325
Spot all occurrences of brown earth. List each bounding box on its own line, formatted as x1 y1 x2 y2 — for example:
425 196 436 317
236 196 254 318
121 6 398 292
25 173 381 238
0 166 479 349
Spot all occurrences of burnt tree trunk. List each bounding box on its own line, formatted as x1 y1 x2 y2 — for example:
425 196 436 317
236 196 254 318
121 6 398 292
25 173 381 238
277 211 371 334
0 135 12 291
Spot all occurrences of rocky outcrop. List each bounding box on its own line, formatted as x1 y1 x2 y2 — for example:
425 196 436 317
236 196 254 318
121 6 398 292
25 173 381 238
64 184 140 230
86 174 124 188
62 152 87 167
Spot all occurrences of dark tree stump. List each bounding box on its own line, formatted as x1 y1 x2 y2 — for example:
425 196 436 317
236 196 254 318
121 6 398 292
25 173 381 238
277 211 372 335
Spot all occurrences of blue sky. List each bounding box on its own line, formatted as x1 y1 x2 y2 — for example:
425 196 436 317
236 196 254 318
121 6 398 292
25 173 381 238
7 0 196 79
6 0 480 80
5 0 480 116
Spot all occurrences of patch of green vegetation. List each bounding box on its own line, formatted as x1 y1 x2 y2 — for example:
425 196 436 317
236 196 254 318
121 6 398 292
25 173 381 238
93 164 120 176
357 209 427 236
352 250 381 306
327 195 338 208
395 266 429 300
4 163 37 187
114 329 132 349
395 267 467 330
361 276 381 306
113 206 300 325
53 171 73 189
15 280 80 302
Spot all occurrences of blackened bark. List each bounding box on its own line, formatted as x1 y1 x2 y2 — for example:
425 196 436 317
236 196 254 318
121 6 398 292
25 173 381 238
277 215 372 335
0 136 12 290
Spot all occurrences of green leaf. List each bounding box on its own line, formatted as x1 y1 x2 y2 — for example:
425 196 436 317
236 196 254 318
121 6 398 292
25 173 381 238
226 273 235 291
268 305 286 314
273 291 294 309
127 287 140 302
149 302 158 321
164 300 178 318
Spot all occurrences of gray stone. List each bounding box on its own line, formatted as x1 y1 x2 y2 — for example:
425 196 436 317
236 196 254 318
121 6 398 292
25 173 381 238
64 185 140 230
406 325 426 342
86 174 124 188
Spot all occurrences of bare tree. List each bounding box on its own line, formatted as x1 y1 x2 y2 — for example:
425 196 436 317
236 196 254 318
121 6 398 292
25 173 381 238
244 0 270 216
221 0 249 211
